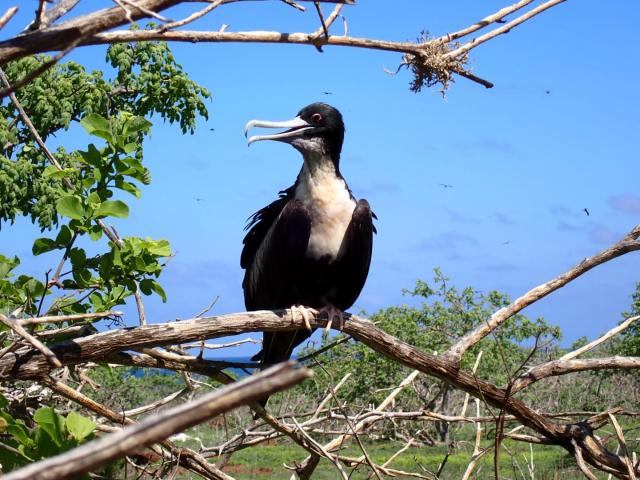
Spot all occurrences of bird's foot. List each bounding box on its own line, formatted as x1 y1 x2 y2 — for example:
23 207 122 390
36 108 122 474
290 305 318 332
318 304 346 333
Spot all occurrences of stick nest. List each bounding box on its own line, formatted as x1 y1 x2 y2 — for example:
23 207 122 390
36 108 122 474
402 31 468 94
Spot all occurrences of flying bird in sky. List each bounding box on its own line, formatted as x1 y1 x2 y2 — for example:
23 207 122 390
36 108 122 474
242 103 375 401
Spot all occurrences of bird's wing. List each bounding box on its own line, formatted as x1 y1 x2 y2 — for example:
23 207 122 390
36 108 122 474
242 193 312 311
240 185 294 270
333 199 376 309
242 196 313 368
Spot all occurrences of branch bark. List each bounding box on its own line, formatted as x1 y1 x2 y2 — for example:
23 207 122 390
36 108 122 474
1 307 637 476
4 361 311 480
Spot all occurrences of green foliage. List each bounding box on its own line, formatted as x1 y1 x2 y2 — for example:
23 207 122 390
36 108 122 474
0 40 210 231
0 396 95 473
302 269 562 404
87 365 185 411
0 254 45 314
0 39 209 321
614 282 640 356
0 111 172 317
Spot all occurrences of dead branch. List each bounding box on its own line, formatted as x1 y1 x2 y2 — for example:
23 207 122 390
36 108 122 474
19 311 123 326
0 6 18 31
0 0 567 96
5 362 311 480
0 313 62 368
446 224 640 363
0 303 639 477
560 315 640 361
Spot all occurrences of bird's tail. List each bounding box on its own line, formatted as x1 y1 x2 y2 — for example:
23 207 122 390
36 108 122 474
252 331 312 408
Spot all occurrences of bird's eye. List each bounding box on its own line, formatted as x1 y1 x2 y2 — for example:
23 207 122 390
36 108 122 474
311 113 323 124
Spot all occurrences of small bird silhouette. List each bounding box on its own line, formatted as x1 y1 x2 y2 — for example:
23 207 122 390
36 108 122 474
583 208 590 216
439 183 454 189
322 91 333 95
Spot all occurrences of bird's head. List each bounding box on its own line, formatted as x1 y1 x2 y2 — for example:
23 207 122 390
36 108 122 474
245 103 345 166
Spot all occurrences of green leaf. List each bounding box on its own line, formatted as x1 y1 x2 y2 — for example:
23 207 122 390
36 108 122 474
150 279 167 302
56 196 84 220
87 192 101 209
68 248 87 267
145 239 170 257
43 166 74 179
88 225 103 241
65 412 95 441
115 179 141 198
95 200 129 219
80 113 110 134
124 116 152 135
78 144 103 168
34 407 65 447
32 238 57 255
55 225 73 246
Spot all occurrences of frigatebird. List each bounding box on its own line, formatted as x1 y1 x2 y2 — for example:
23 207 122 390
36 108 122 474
242 103 376 380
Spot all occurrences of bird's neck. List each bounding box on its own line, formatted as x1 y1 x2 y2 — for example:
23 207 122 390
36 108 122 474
297 153 343 194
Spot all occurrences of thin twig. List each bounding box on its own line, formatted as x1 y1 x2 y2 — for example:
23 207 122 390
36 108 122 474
159 0 223 31
0 314 62 368
445 0 568 59
560 315 640 361
608 413 637 480
0 6 18 31
20 311 123 326
10 363 310 480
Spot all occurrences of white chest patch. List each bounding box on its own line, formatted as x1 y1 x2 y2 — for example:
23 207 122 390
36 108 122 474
294 161 356 261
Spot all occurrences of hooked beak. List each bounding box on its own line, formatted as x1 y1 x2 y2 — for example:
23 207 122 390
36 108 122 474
244 116 314 146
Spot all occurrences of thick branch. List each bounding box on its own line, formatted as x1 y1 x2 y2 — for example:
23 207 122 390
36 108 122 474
4 362 311 480
0 309 635 476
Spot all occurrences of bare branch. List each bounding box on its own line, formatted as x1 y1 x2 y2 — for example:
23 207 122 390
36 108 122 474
0 6 18 31
20 311 123 326
608 413 638 480
0 313 62 368
6 362 311 480
444 0 568 60
560 315 640 362
446 224 640 362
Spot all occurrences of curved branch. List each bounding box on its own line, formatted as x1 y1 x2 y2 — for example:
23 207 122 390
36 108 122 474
4 362 311 480
445 224 640 362
0 308 636 477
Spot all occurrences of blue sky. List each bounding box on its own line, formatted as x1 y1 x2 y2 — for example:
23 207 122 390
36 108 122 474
2 1 639 355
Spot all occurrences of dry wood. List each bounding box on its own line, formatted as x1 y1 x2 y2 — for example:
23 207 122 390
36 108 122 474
0 307 638 476
608 413 637 480
0 6 18 31
43 376 233 479
444 0 567 59
511 356 640 393
446 224 640 362
6 362 311 480
297 370 420 478
0 313 62 368
560 315 640 361
20 311 123 326
0 0 567 95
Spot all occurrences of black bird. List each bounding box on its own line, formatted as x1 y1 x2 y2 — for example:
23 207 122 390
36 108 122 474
242 103 376 385
583 208 590 216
